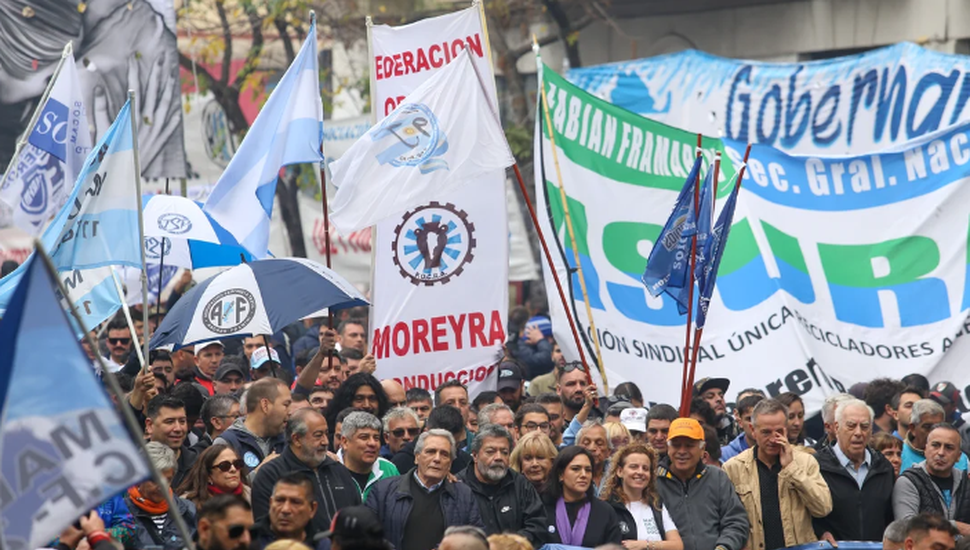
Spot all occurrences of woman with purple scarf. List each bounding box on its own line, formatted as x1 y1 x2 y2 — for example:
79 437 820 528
541 446 623 547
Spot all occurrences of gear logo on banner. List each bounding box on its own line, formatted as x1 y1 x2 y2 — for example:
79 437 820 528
157 213 193 234
144 236 172 260
392 202 475 286
202 288 257 334
372 103 449 173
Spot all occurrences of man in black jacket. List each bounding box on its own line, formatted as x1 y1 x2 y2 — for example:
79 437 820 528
814 398 894 543
458 424 548 547
252 408 361 533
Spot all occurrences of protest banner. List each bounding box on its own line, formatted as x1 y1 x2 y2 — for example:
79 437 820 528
568 42 970 155
368 4 509 394
536 63 970 413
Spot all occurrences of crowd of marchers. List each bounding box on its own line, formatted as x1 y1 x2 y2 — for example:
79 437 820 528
53 284 970 550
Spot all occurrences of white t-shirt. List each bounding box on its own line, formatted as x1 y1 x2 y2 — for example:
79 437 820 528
627 501 677 541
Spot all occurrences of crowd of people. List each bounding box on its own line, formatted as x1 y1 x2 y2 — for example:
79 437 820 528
58 294 970 550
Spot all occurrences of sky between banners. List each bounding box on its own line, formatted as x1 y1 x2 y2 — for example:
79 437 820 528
536 60 970 413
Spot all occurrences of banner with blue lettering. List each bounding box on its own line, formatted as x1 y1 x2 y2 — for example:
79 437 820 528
537 65 970 414
568 42 970 155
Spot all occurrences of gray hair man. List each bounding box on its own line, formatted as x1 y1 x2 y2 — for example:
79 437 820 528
382 406 421 459
338 411 400 500
723 399 832 550
126 442 196 549
815 393 853 451
440 526 489 550
365 429 485 550
894 423 970 530
901 399 970 473
883 519 908 550
251 408 361 534
477 403 515 435
577 419 612 495
195 394 240 453
813 398 894 542
458 424 549 547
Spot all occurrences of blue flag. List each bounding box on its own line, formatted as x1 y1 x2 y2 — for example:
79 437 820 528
204 20 324 258
641 156 703 309
695 176 742 329
0 253 149 549
675 165 716 313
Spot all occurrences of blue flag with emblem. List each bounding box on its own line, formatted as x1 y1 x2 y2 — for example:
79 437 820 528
641 155 703 309
0 99 140 329
0 253 149 550
694 175 742 329
203 20 324 259
675 165 716 313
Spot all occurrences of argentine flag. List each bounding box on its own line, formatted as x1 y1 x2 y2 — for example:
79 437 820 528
0 50 92 235
0 100 142 329
203 20 324 258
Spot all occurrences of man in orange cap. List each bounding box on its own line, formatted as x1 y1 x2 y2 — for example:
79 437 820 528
656 417 749 550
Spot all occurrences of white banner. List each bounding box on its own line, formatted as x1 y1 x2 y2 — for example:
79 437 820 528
369 5 508 395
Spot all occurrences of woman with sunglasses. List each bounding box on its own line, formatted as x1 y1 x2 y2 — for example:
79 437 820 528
177 444 251 510
542 446 622 547
602 443 683 550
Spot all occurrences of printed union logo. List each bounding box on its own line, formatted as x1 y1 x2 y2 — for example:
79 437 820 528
144 236 172 260
202 288 257 335
661 214 688 251
158 213 193 234
20 170 48 215
371 103 449 174
392 202 475 287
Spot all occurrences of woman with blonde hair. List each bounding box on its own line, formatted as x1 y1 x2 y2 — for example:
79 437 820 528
488 533 533 550
510 431 558 491
604 422 632 454
602 443 683 550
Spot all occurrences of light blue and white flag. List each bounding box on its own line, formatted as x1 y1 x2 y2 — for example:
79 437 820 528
203 21 324 258
0 253 148 550
0 52 91 235
0 100 140 328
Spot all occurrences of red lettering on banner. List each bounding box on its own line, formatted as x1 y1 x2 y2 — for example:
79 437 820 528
375 35 486 81
415 48 430 72
392 322 410 356
372 310 503 359
413 319 431 353
469 312 486 347
384 97 397 116
431 316 447 351
395 363 498 390
429 44 443 68
448 314 465 350
402 50 416 74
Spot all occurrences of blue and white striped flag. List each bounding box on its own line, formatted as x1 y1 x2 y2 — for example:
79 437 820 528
0 52 92 235
203 20 323 258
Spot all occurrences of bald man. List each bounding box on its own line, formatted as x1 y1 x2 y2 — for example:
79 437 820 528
381 379 406 409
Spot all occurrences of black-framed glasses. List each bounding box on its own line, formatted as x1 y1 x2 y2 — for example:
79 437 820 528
390 427 421 438
523 422 551 432
227 524 248 539
212 459 245 472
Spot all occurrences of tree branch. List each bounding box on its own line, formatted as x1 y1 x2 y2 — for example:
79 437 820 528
274 17 296 64
232 3 265 90
539 0 586 68
215 0 232 85
508 15 594 60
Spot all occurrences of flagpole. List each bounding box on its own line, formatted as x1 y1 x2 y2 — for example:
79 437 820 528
156 179 170 323
34 240 197 550
364 14 378 337
677 135 704 417
110 269 146 369
684 145 751 405
0 42 73 192
534 47 608 394
129 90 150 373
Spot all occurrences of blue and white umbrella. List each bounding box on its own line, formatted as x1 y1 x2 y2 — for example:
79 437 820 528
142 194 255 269
149 258 367 349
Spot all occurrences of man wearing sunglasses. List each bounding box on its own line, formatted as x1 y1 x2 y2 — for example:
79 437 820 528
381 407 422 459
197 495 253 550
103 316 132 373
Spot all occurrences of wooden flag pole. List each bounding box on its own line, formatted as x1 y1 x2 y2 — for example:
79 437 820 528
535 40 609 393
678 135 704 417
129 90 151 374
511 163 592 377
683 144 751 405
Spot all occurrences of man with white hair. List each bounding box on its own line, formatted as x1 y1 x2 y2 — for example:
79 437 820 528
814 393 853 451
813 398 895 542
901 399 969 473
882 519 908 550
381 406 421 459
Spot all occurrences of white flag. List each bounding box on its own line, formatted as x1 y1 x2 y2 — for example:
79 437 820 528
330 48 514 233
0 52 91 235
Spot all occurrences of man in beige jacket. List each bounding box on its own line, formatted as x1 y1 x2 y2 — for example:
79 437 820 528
724 399 832 550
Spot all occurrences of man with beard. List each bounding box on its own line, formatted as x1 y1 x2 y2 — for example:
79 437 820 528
694 378 736 446
215 378 290 471
496 361 526 412
197 495 254 550
252 408 361 533
557 361 600 424
458 424 548 547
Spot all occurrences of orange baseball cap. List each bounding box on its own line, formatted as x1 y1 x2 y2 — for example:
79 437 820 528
667 417 704 440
